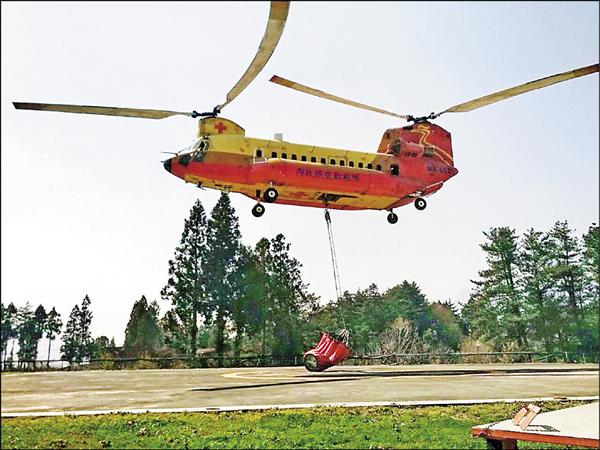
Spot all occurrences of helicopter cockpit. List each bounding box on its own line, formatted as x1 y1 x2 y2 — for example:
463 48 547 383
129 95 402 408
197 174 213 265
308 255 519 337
163 137 210 172
191 137 211 163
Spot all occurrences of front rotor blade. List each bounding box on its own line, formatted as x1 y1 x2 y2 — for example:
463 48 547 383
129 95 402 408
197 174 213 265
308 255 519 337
219 1 290 110
437 63 599 116
13 102 194 119
270 75 411 120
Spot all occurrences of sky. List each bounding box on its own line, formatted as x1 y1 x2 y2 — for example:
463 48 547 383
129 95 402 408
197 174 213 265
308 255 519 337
2 2 598 349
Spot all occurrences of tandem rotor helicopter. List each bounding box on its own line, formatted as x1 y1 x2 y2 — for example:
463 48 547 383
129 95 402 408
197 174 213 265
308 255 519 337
13 2 599 224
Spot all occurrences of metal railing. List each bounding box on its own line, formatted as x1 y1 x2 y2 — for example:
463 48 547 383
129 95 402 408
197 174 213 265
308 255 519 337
0 355 304 372
1 351 597 372
344 351 599 365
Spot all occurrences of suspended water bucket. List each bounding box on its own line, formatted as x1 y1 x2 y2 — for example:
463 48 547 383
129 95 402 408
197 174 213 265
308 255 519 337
303 330 351 372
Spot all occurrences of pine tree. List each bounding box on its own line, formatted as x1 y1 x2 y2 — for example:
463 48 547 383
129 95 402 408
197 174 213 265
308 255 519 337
44 307 63 366
61 304 80 363
518 229 557 350
548 221 585 313
333 284 382 354
460 290 500 348
0 302 6 364
161 199 208 357
231 245 269 359
78 295 94 361
159 309 188 355
1 302 18 367
16 303 37 368
383 282 433 336
582 223 599 293
580 223 599 353
430 301 463 351
469 227 527 349
547 221 598 353
266 233 312 355
205 193 241 360
253 238 275 355
90 336 110 359
32 304 47 361
124 296 164 356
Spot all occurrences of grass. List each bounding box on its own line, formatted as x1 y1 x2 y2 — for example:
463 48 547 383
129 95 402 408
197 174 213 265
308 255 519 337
1 401 593 449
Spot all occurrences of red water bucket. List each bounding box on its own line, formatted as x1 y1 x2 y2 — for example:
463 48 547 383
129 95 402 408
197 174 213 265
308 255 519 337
303 331 351 372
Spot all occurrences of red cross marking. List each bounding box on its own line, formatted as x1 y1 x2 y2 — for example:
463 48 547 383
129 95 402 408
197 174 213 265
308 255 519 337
214 122 228 134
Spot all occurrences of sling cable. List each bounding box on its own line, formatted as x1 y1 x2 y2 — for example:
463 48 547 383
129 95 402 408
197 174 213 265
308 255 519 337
324 209 347 330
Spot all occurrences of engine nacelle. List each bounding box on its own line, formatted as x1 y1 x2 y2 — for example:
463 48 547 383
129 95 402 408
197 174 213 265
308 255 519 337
378 121 454 166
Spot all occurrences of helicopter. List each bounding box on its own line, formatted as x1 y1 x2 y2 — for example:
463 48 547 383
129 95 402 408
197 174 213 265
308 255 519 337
13 1 599 224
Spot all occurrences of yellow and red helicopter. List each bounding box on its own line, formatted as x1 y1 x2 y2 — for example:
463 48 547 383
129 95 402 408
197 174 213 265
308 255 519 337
13 1 599 224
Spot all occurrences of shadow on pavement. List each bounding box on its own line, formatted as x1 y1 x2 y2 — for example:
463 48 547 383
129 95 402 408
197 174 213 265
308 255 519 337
300 367 598 378
190 377 360 392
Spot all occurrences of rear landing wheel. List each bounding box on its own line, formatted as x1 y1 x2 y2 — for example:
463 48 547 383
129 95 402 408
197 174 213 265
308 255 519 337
252 203 265 217
387 212 398 224
414 197 427 211
264 187 278 203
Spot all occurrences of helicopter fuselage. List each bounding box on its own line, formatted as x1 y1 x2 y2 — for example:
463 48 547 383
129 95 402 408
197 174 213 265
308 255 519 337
164 117 458 213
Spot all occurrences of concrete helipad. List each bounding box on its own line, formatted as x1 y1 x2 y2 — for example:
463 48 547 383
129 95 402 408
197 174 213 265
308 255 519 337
1 364 598 416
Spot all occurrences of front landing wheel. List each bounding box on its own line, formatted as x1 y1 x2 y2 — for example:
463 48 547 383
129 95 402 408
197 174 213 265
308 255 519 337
252 203 265 217
387 212 399 224
414 197 427 211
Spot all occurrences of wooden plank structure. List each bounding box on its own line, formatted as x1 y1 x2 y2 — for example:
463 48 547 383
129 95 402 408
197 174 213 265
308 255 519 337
472 402 599 449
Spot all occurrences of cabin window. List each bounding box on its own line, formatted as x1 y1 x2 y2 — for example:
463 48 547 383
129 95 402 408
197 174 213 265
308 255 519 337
367 163 373 169
282 153 287 159
329 159 336 165
311 156 317 163
391 164 399 176
376 164 382 171
321 157 326 164
340 160 345 167
301 155 307 162
291 154 297 160
179 154 191 166
255 149 263 157
358 162 364 168
349 161 354 167
271 151 277 158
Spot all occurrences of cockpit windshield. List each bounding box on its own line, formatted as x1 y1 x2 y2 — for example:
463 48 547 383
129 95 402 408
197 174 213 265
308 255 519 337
192 138 211 162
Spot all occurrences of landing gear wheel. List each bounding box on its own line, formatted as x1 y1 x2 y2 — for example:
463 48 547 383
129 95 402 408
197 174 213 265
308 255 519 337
387 212 398 224
252 203 265 217
263 187 278 203
414 197 427 211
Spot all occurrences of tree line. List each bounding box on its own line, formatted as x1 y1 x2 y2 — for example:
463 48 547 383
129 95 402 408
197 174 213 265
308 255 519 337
1 302 62 368
1 295 114 368
1 193 598 368
461 222 598 353
158 193 315 360
123 195 598 361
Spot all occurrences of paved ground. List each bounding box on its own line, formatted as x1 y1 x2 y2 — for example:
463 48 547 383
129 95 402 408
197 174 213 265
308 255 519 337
1 364 597 415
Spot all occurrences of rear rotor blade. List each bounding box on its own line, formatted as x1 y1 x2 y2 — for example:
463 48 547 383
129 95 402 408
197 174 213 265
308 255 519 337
219 1 290 110
13 102 194 119
436 63 599 117
270 75 411 120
